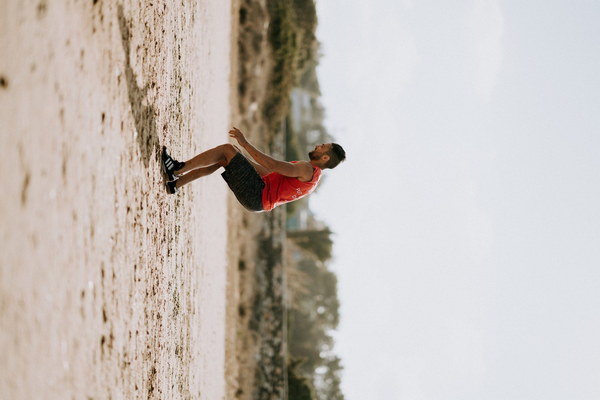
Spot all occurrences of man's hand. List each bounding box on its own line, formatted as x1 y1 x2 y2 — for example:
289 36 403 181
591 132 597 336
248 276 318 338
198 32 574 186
228 127 248 146
228 126 313 181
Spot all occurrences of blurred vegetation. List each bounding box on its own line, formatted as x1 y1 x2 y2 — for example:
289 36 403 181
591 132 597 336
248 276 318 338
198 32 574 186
286 251 343 400
287 257 340 357
264 0 318 135
262 1 345 399
287 228 334 263
288 359 317 400
284 115 304 216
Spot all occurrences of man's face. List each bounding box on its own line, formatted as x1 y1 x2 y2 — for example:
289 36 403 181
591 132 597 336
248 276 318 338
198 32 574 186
309 143 332 161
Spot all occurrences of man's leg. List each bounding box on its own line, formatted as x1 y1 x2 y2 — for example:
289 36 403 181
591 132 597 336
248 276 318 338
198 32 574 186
175 144 238 176
175 163 222 189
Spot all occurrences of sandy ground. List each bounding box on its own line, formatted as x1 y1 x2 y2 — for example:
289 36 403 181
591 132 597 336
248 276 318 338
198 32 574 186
0 1 237 399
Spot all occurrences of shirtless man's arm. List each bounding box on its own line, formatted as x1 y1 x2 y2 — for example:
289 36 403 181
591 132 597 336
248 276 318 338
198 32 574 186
228 127 314 182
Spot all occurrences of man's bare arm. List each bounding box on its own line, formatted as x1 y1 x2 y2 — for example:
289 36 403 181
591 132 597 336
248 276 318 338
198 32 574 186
248 159 271 177
229 127 313 181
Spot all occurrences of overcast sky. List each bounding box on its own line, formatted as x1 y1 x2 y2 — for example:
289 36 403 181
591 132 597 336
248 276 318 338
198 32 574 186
310 1 600 399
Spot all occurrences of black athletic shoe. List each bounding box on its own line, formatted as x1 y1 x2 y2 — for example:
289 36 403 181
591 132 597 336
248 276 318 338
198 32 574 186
166 179 178 194
161 146 185 181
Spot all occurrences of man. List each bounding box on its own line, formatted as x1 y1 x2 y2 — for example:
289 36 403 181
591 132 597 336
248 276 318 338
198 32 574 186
161 127 346 212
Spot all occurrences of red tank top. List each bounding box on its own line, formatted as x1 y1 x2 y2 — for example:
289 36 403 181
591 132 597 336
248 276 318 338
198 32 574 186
261 163 322 211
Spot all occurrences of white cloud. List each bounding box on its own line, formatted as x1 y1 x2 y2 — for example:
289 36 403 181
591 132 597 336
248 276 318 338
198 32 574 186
401 0 414 9
316 1 420 151
470 0 505 102
346 16 419 130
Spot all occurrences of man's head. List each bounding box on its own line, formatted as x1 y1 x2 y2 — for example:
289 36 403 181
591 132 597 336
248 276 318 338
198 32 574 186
309 143 346 169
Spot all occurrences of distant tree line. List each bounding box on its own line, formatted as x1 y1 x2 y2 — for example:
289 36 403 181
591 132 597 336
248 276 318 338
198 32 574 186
287 229 344 400
265 1 345 398
264 0 320 135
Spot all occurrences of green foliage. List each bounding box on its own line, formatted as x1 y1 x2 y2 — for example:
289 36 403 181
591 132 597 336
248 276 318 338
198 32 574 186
288 258 340 370
285 115 303 162
265 0 297 133
287 228 334 262
289 0 318 73
298 57 321 95
317 356 345 400
288 359 317 400
266 2 345 399
264 0 318 134
284 117 305 216
287 258 344 399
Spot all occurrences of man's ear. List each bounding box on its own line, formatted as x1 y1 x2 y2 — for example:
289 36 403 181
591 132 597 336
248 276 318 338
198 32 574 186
321 154 330 163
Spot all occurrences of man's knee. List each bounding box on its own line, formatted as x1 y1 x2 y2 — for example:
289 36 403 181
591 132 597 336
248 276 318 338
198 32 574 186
220 143 239 164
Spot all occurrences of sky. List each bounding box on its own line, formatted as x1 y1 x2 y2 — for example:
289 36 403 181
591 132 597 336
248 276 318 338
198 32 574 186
310 1 600 399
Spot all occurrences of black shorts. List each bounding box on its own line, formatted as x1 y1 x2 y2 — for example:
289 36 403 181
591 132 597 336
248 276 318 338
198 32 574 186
221 153 265 212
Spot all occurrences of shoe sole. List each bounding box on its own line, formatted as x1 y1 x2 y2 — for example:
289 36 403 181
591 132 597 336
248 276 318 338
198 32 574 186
165 181 178 194
161 147 176 181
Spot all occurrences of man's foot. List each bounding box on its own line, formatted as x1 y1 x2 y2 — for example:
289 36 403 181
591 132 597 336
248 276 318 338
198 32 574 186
166 179 178 194
162 146 185 181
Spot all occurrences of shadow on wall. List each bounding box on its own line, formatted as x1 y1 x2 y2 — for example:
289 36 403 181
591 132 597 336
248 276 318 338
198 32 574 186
117 5 160 168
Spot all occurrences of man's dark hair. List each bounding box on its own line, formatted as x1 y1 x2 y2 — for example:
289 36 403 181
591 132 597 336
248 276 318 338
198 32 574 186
324 143 346 169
